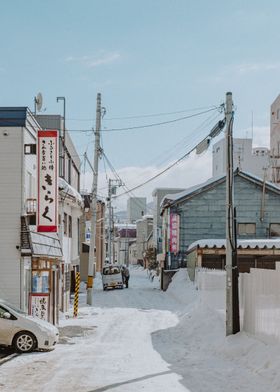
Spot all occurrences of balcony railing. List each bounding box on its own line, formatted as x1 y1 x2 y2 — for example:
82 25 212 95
25 198 37 215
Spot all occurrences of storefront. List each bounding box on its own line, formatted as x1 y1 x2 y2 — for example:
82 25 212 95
28 230 62 325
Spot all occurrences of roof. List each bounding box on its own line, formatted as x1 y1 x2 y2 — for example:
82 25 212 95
187 238 280 252
161 170 280 211
59 177 83 205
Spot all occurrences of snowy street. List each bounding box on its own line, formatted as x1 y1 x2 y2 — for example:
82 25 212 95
0 267 280 392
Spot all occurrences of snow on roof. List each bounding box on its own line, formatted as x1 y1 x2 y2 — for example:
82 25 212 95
161 170 280 210
115 223 136 229
187 238 280 251
161 174 225 208
29 227 62 258
59 177 83 205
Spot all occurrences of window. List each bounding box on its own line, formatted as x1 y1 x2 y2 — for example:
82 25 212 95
69 215 72 238
64 213 68 235
24 144 36 155
269 223 280 237
238 223 256 235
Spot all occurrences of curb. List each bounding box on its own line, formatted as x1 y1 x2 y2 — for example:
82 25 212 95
0 353 18 366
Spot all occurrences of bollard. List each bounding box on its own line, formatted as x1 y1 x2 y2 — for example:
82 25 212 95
73 272 80 318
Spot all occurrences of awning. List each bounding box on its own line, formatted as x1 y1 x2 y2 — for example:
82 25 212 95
30 230 63 258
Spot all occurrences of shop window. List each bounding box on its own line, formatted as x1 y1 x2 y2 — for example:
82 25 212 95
64 213 68 235
69 215 72 238
238 223 256 235
269 223 280 237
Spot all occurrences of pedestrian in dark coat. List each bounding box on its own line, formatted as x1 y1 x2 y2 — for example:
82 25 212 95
124 266 130 288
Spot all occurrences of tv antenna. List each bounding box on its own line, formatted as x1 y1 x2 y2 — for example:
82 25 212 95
34 92 43 114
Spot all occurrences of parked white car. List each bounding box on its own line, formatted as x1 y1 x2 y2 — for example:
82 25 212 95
102 265 123 290
0 299 59 353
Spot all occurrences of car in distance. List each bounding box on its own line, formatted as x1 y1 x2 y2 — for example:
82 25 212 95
102 265 124 291
0 299 59 353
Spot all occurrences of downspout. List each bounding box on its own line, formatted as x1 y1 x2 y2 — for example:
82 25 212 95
260 168 267 222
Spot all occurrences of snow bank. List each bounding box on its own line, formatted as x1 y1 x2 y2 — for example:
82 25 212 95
165 268 198 307
156 267 280 391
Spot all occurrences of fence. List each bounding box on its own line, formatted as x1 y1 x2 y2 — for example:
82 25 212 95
195 265 280 342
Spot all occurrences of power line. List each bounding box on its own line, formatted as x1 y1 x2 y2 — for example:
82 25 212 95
102 152 155 214
113 118 226 198
64 105 219 122
99 107 218 132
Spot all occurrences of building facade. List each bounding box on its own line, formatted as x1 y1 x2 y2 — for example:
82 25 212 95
127 197 147 223
136 215 153 265
79 195 105 281
160 170 280 270
0 107 63 323
36 114 83 312
152 188 185 254
212 137 270 179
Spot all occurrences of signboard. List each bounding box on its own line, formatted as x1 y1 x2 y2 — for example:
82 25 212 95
169 213 180 254
37 130 58 232
29 293 49 321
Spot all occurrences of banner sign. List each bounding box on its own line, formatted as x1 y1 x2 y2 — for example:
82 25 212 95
170 213 180 253
37 130 58 232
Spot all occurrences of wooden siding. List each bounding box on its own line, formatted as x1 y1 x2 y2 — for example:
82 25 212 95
178 175 280 252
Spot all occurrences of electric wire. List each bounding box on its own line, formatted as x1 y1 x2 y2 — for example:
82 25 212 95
113 118 225 198
64 105 219 122
102 152 155 214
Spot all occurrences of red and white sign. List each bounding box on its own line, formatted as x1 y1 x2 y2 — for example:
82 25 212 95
170 213 180 253
37 130 58 232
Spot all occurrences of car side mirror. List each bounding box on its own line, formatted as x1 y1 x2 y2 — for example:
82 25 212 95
3 312 11 319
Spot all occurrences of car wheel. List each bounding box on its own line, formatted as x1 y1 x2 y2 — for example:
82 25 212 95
103 286 107 291
13 331 37 353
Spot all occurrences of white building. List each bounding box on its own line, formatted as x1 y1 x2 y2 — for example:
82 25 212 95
0 107 63 324
212 137 270 179
36 115 83 312
113 224 136 265
127 197 146 223
136 215 153 265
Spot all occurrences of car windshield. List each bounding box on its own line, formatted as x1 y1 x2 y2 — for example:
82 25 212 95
1 300 27 315
103 267 120 275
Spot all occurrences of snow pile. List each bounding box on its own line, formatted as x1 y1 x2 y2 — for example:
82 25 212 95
153 268 280 391
165 268 198 307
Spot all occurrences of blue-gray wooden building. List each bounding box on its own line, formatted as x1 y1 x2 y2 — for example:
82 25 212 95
161 170 280 273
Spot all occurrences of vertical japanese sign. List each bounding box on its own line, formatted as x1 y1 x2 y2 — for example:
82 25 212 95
29 294 49 321
169 213 180 254
37 130 58 232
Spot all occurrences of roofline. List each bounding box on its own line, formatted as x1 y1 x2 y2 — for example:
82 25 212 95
162 170 280 211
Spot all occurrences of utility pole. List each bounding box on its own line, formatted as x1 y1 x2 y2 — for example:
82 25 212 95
87 93 102 305
225 91 240 335
107 179 113 264
107 179 122 264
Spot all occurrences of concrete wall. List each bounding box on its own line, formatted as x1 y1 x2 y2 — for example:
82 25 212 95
212 138 269 179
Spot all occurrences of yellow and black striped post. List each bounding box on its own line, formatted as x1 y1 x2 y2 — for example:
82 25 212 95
73 272 80 318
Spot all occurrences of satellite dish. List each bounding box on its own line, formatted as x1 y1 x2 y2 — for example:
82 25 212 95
35 92 43 113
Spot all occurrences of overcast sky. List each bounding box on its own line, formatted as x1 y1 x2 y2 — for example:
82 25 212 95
1 0 279 210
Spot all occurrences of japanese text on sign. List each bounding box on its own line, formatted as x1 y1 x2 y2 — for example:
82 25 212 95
37 130 58 232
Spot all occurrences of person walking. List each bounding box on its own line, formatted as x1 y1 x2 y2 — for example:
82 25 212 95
124 266 130 288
